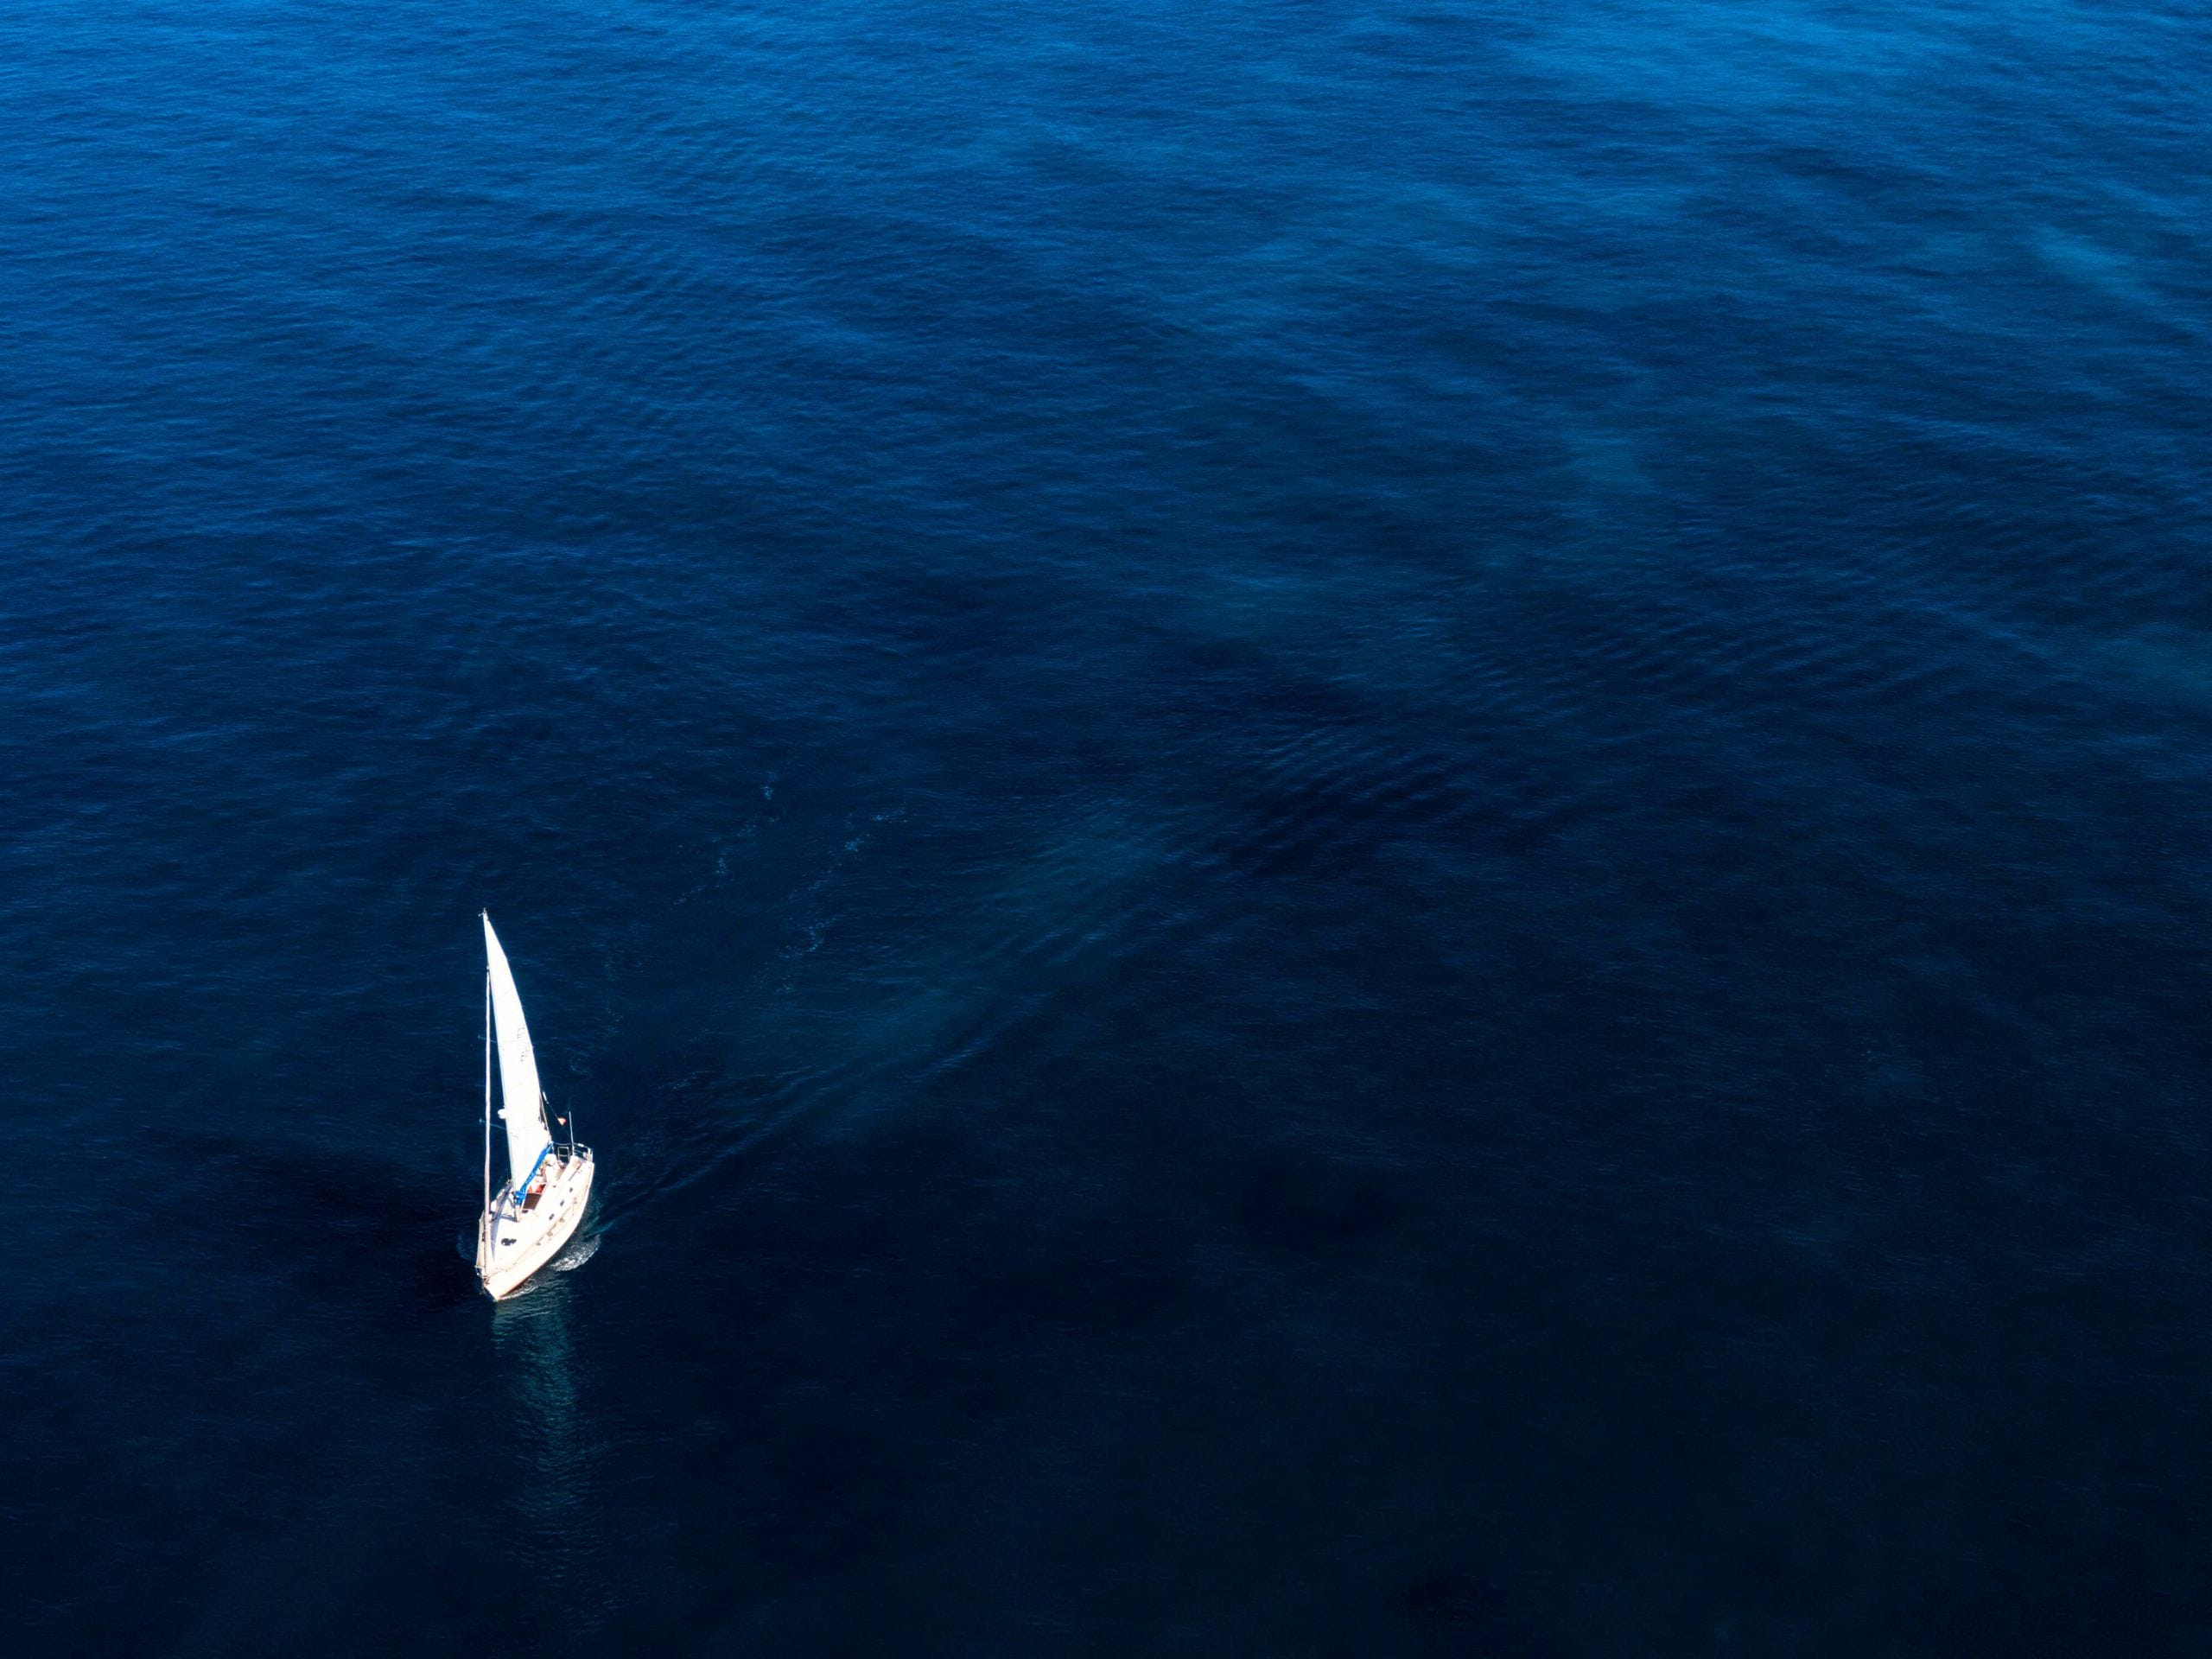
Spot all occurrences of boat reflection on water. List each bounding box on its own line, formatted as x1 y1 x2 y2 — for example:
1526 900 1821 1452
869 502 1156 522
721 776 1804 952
490 1251 603 1590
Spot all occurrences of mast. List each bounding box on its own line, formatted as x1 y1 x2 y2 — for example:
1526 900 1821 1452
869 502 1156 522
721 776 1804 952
482 944 493 1237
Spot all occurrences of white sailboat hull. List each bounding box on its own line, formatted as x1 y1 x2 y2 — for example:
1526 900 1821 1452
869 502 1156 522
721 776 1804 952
476 1147 594 1301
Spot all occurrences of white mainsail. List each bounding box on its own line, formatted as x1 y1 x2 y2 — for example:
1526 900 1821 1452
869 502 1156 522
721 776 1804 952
483 913 553 1193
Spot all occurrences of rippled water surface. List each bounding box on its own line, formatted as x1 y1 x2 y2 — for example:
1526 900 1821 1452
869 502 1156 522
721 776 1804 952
4 2 2210 1651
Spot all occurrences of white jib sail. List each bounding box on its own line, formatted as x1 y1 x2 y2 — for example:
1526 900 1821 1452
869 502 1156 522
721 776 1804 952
483 914 553 1195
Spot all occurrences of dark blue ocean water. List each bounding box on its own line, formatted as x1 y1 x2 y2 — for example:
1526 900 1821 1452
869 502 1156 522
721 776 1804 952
4 1 2210 1650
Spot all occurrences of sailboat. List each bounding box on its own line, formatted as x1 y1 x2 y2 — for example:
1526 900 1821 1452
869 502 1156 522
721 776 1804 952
475 913 595 1300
